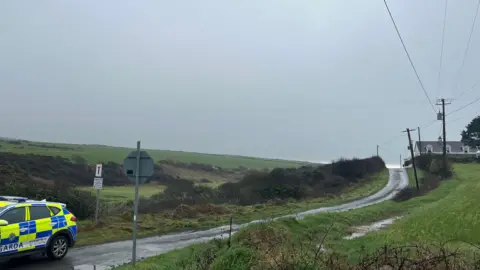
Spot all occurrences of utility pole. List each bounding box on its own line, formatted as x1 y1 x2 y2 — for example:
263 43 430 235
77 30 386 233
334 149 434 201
400 154 402 167
417 126 422 156
404 128 419 191
436 98 451 177
377 145 379 156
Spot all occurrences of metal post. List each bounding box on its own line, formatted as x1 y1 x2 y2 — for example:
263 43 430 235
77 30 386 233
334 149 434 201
95 189 100 225
376 145 379 156
400 154 402 167
132 141 141 266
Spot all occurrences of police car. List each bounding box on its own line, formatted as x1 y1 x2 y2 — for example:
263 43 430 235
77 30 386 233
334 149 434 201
0 196 77 261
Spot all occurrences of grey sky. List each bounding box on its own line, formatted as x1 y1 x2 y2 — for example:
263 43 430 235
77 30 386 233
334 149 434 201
1 0 479 164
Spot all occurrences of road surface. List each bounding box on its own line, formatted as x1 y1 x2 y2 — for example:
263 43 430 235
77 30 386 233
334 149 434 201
3 168 408 270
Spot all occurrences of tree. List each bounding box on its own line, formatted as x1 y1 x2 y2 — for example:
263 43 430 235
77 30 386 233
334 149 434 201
461 116 480 147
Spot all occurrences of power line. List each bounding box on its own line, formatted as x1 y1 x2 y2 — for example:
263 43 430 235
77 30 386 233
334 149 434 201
380 133 406 146
454 81 478 101
452 0 480 96
378 144 399 156
447 115 467 124
436 0 449 99
383 0 437 114
446 96 480 116
422 119 438 130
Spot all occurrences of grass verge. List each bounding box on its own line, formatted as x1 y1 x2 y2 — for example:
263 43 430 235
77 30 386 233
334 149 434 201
113 164 478 269
76 169 389 246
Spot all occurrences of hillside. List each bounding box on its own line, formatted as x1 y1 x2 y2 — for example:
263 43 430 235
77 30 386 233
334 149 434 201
0 138 305 169
0 152 249 188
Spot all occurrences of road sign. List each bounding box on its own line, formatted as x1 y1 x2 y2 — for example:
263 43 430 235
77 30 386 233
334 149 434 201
93 177 103 189
122 150 154 184
95 164 103 177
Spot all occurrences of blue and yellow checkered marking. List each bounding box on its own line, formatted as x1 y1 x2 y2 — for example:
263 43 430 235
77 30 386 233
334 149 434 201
0 203 77 255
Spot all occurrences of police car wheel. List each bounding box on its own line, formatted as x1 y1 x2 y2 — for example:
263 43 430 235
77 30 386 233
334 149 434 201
47 236 69 260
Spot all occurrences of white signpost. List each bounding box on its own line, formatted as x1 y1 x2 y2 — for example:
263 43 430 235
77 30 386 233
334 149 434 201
93 164 103 225
95 164 103 178
93 178 103 189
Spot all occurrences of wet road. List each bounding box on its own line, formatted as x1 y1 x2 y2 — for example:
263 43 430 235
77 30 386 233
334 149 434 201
3 168 408 270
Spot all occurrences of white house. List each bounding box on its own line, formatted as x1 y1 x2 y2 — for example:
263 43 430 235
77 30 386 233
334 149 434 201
413 140 480 156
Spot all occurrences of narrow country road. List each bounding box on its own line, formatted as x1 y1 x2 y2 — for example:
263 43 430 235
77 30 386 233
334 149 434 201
3 168 409 270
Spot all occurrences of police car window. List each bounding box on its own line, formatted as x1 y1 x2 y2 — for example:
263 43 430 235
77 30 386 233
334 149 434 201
48 206 61 216
30 206 52 220
0 207 25 224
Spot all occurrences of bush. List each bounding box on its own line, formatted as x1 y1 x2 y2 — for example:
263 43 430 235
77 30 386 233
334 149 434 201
415 154 453 177
135 156 387 212
217 156 385 206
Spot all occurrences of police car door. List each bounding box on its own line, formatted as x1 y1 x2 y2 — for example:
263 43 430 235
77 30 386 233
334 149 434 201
28 205 55 248
0 206 29 254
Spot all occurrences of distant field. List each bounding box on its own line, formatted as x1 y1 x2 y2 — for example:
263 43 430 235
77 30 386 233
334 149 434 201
0 139 305 169
78 184 166 201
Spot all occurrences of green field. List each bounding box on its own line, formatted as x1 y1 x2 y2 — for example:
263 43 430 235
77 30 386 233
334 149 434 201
78 184 166 201
0 140 304 169
114 164 479 269
77 170 389 247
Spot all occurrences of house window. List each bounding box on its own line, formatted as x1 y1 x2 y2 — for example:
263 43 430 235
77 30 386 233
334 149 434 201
425 145 433 153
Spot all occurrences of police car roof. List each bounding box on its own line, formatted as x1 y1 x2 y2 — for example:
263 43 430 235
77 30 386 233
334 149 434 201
0 196 66 207
0 196 28 202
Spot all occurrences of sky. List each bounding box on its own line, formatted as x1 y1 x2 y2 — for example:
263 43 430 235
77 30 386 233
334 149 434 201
0 0 479 164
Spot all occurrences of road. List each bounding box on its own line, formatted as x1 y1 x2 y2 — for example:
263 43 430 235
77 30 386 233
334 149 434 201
3 168 409 270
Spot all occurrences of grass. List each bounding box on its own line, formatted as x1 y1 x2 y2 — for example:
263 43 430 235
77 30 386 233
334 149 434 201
77 184 167 201
76 169 389 247
335 164 479 257
113 164 479 269
406 167 424 188
0 140 304 169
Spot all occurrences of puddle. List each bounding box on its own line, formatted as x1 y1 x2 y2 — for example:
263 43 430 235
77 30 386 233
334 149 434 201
315 244 327 253
343 216 402 240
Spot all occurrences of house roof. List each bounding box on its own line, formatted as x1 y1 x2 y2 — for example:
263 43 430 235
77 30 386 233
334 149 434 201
415 141 467 152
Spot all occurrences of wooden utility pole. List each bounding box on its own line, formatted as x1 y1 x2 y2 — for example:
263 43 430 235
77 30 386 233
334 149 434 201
404 128 419 191
417 126 422 156
436 98 451 177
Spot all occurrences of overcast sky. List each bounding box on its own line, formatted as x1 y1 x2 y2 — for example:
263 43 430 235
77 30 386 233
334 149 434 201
1 0 479 164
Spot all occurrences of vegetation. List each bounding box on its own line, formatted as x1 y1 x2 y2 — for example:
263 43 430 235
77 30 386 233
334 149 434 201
76 168 388 246
0 137 391 250
114 160 479 269
78 184 166 201
461 115 480 148
394 154 452 201
72 156 386 246
0 138 304 169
